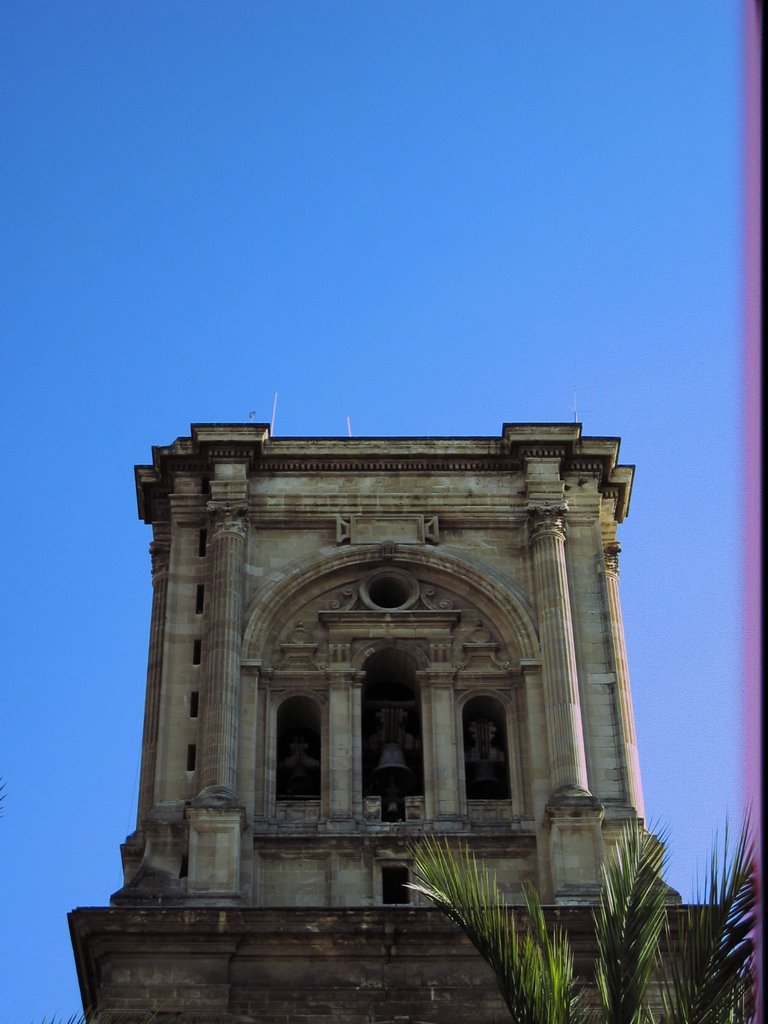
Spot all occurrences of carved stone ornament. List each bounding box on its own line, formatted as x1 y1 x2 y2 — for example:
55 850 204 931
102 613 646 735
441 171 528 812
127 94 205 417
149 540 170 577
421 585 455 611
326 586 357 611
603 542 621 577
190 784 240 809
527 501 568 541
277 619 320 669
206 500 248 539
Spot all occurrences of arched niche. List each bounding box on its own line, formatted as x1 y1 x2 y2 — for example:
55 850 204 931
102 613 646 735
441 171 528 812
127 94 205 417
275 695 321 800
241 544 539 667
462 694 510 800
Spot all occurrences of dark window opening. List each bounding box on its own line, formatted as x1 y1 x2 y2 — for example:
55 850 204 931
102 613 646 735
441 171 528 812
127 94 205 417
362 649 423 820
192 639 202 665
186 744 196 771
198 529 208 556
190 691 199 718
179 855 188 878
368 576 409 608
201 477 210 495
463 697 510 800
195 584 205 614
382 866 410 904
276 696 322 800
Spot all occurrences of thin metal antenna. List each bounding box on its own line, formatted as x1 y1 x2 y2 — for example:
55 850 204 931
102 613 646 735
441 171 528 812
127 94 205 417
346 416 352 437
571 362 578 423
271 392 278 436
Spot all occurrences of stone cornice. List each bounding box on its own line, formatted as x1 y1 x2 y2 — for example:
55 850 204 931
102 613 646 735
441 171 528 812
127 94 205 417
136 423 634 525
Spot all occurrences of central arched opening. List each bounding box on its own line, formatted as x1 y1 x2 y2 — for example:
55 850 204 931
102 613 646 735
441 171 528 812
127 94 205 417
361 648 422 821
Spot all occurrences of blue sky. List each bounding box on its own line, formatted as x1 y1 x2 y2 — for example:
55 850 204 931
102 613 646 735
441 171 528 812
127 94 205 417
0 3 750 1019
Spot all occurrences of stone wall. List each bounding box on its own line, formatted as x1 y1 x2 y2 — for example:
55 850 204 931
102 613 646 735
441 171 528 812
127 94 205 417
70 905 602 1023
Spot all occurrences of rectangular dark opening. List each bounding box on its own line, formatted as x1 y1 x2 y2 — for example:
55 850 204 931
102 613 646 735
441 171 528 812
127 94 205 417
179 855 188 878
192 639 202 665
186 744 196 771
198 529 208 557
195 584 205 614
382 866 410 905
190 691 199 718
201 477 210 494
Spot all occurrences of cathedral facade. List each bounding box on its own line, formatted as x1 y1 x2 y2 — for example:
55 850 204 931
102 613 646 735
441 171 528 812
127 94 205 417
70 422 645 1021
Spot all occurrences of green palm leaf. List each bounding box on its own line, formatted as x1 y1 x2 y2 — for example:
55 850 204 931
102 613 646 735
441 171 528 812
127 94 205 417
660 822 756 1024
593 822 668 1024
408 837 587 1024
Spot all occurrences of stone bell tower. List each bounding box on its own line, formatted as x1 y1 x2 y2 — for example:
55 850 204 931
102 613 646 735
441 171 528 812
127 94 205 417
70 422 644 1022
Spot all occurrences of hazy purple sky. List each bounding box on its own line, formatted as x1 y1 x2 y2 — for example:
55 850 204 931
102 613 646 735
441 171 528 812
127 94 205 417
0 3 749 1019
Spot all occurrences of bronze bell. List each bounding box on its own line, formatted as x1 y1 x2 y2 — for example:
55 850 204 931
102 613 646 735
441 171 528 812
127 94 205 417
470 759 498 786
286 761 312 794
281 733 318 796
384 776 401 817
372 742 416 786
467 758 503 798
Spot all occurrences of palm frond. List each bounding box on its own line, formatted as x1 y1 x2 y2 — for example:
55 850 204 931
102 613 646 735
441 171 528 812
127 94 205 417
408 837 587 1024
660 821 756 1024
593 822 668 1024
523 884 590 1024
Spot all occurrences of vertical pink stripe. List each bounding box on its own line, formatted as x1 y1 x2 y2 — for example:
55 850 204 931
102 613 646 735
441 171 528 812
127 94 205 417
743 0 762 1013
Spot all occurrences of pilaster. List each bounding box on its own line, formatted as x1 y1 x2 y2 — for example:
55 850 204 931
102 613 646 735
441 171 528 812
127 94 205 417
136 525 170 824
419 669 461 826
326 670 361 830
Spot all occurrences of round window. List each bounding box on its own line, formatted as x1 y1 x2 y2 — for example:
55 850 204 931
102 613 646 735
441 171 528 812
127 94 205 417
360 569 419 610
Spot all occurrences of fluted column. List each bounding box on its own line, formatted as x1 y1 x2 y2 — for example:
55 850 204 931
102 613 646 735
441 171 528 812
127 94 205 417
528 502 590 796
136 530 170 824
196 500 248 805
603 542 645 819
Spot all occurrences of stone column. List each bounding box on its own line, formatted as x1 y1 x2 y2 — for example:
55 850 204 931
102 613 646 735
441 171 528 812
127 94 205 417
528 502 590 796
136 529 170 825
603 542 646 820
327 673 358 830
420 674 461 825
196 500 248 806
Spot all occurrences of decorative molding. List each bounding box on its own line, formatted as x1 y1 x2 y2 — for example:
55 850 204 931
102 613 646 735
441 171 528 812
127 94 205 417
603 542 621 577
336 513 440 546
519 447 567 460
276 620 320 670
527 501 568 541
421 585 455 611
325 585 357 611
206 500 248 539
149 540 170 577
260 458 514 474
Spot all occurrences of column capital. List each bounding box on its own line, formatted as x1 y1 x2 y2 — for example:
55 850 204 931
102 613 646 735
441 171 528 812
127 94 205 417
149 540 170 578
604 542 621 578
206 500 248 539
527 501 568 542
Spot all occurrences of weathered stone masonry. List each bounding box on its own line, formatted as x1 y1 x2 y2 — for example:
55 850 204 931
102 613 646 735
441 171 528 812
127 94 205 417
70 421 647 1021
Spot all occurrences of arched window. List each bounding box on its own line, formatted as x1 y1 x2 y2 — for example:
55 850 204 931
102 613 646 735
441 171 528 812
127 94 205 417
276 696 321 800
362 649 422 821
462 696 509 800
